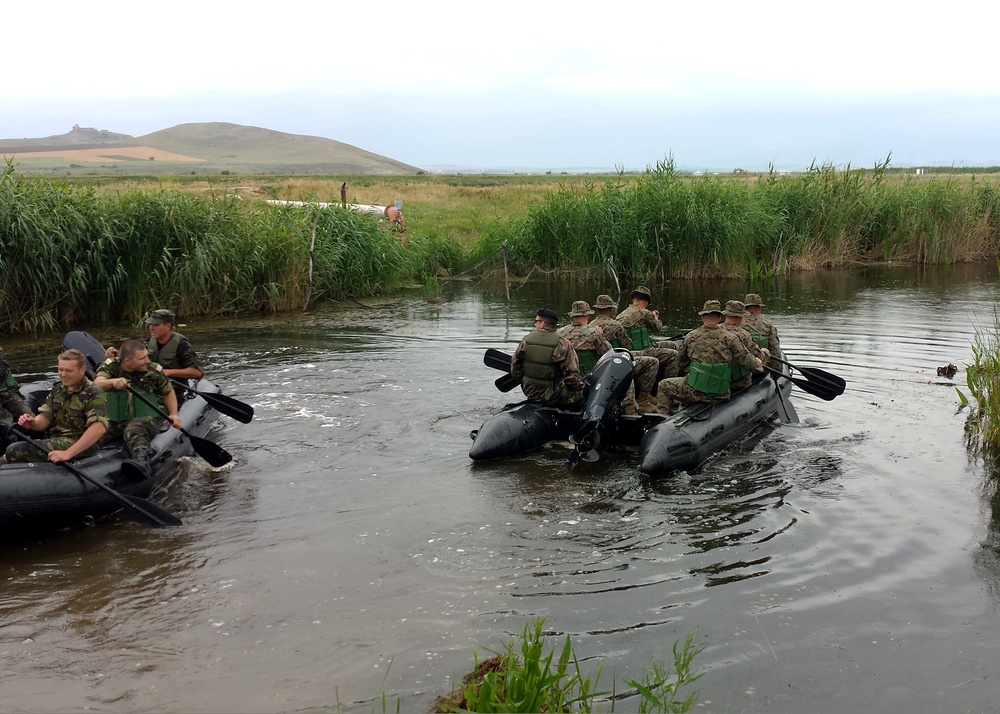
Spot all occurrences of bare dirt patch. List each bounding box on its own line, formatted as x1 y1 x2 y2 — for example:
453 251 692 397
5 146 205 163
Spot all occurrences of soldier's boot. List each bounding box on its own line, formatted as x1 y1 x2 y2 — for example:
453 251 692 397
638 396 659 415
122 441 153 478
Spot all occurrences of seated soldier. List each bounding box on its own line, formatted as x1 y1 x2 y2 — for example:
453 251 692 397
511 308 584 409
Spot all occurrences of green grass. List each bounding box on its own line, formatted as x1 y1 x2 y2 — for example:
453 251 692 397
964 299 1000 448
433 619 703 713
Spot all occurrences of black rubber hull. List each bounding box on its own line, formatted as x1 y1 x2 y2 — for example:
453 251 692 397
0 379 221 533
637 374 791 476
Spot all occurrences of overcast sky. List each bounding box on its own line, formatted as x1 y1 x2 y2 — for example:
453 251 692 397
6 1 1000 172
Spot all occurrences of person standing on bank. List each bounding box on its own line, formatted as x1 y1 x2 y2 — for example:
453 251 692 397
511 308 584 409
656 301 764 416
1 350 108 464
106 309 203 381
720 300 770 393
94 340 182 469
615 286 680 379
592 295 661 415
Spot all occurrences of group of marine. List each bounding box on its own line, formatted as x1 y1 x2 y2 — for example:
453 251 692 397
510 286 781 416
0 309 202 470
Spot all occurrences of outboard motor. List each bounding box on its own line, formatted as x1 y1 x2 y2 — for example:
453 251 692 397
568 348 634 467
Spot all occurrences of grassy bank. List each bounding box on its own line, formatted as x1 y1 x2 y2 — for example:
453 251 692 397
0 161 463 333
4 159 1000 334
965 300 1000 448
473 158 1000 281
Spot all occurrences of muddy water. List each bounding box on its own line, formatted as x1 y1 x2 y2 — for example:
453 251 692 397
2 264 999 712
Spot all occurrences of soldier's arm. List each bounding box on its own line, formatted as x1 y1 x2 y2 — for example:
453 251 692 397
510 342 526 379
163 389 183 429
164 342 204 380
93 362 127 391
48 421 107 463
556 341 584 390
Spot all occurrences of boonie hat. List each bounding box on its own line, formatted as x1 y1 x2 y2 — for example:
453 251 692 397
698 300 724 315
723 300 747 317
630 285 652 302
744 293 765 307
535 307 559 325
593 294 617 309
145 309 176 325
568 300 594 317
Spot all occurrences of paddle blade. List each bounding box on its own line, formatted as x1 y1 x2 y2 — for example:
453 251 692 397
775 384 800 423
484 348 514 373
495 373 521 393
797 366 846 395
188 434 233 468
199 391 254 423
121 494 183 527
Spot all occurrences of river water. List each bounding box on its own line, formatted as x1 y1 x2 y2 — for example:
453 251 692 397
2 264 999 713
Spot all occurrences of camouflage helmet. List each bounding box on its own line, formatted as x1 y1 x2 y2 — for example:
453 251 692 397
743 293 765 307
629 285 652 302
723 300 747 317
145 308 176 325
698 300 724 315
593 294 618 310
568 300 594 317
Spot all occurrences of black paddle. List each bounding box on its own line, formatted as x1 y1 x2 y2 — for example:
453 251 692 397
763 365 840 401
124 385 233 468
168 379 254 423
770 355 846 395
773 378 799 423
495 373 521 392
9 427 182 527
484 348 523 392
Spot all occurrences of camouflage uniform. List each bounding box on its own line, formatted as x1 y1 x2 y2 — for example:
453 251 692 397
557 322 612 375
657 308 763 415
511 326 584 409
94 358 174 459
2 377 108 463
742 312 780 371
145 332 201 373
616 304 680 379
0 348 29 429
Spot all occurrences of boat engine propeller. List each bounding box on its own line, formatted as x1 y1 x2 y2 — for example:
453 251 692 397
567 349 634 468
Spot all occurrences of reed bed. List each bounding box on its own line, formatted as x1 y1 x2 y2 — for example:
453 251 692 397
474 158 1000 281
966 302 1000 448
0 162 462 334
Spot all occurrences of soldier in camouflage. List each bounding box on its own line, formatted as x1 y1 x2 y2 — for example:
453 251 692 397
1 350 108 464
94 339 182 466
557 301 612 376
105 309 203 381
721 300 769 392
511 308 584 409
615 286 680 380
0 347 30 434
742 293 780 368
656 301 765 415
592 295 661 414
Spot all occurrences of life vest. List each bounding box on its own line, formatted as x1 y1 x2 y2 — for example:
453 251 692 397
625 325 652 350
750 331 768 348
520 330 562 388
729 358 751 382
1 371 18 392
105 381 163 422
686 361 732 395
576 350 598 376
146 332 185 369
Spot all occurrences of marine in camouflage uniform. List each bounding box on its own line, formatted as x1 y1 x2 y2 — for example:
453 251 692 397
721 300 769 392
0 347 30 430
657 301 764 415
557 301 612 376
615 286 680 380
94 340 181 464
511 308 584 409
2 350 108 464
592 295 660 414
742 293 780 369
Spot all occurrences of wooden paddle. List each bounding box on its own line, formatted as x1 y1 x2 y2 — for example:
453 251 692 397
10 427 182 527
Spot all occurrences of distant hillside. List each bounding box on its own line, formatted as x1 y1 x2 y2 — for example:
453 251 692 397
0 122 423 175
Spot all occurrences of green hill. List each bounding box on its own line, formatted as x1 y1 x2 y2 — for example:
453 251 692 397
0 122 423 175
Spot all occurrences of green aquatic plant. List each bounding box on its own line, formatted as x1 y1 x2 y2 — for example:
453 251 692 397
434 618 702 713
965 306 1000 447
